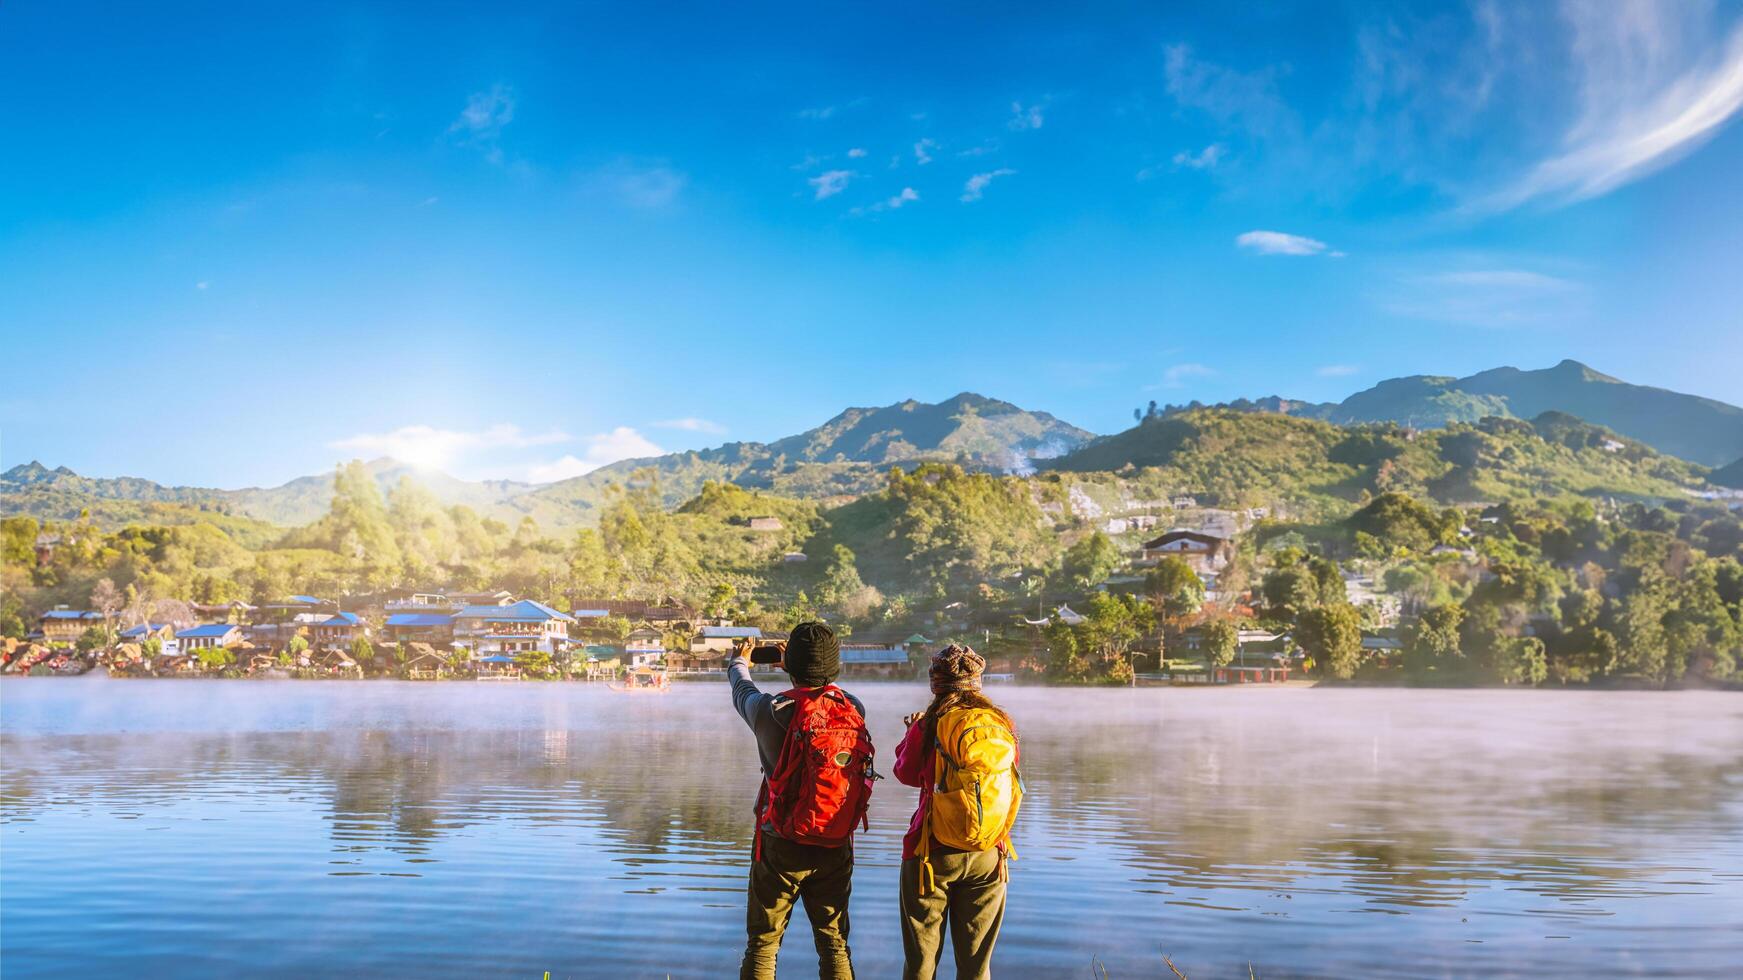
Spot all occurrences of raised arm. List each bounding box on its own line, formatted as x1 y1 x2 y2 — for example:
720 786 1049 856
893 715 930 787
726 645 769 730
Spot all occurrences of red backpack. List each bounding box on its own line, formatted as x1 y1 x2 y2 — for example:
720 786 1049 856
759 686 876 849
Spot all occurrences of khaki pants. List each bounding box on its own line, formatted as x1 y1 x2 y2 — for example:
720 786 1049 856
899 847 1007 980
740 833 855 980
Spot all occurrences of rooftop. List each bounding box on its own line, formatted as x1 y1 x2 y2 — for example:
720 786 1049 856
179 623 240 639
386 613 454 628
455 599 575 623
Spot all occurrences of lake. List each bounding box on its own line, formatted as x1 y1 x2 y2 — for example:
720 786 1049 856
2 680 1741 978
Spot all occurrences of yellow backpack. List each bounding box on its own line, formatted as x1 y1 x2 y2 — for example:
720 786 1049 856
917 706 1022 894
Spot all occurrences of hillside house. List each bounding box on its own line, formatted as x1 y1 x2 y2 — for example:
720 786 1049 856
192 600 256 624
179 623 244 651
1138 529 1232 576
262 595 336 626
33 532 59 565
118 623 179 656
624 627 666 668
748 516 783 532
39 608 100 647
385 593 459 612
452 600 574 661
565 598 696 627
385 612 454 647
313 612 366 649
667 625 763 672
840 645 912 679
448 590 516 607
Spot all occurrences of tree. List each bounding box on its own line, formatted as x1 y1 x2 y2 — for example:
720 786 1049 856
1297 602 1363 680
90 577 123 630
516 648 554 678
287 634 310 663
1201 618 1238 668
704 582 737 618
141 636 163 659
196 646 236 670
1261 565 1318 621
1145 557 1205 620
1060 532 1122 591
1404 603 1463 679
350 636 375 667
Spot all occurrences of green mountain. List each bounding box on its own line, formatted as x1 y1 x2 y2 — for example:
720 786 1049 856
1049 407 1710 516
0 457 532 528
3 393 1091 532
1241 360 1743 466
514 392 1094 525
1710 457 1743 489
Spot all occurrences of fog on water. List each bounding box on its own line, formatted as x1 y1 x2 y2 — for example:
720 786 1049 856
4 679 1742 978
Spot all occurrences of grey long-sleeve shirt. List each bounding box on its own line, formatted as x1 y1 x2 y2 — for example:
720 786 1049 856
727 658 866 831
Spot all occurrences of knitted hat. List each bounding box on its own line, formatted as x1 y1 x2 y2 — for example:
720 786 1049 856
784 621 840 687
929 645 985 694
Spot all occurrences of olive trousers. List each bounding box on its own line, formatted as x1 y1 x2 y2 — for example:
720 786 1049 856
740 833 855 980
899 846 1007 980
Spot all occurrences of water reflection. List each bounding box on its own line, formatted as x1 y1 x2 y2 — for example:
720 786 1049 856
3 682 1741 978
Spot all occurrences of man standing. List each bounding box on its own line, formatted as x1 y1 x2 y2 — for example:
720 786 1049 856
728 621 874 980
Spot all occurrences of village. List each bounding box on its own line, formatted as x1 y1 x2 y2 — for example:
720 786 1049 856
3 503 1363 685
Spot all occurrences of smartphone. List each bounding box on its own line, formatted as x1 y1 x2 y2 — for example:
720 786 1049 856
748 645 785 665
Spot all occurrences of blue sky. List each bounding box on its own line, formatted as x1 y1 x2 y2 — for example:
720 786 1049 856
4 1 1742 489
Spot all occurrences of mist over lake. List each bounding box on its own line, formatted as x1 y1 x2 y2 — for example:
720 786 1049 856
4 680 1740 978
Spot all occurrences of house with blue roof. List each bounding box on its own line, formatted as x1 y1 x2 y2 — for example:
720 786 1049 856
40 607 101 647
119 622 180 656
313 612 366 650
385 612 456 647
179 623 244 651
452 599 574 661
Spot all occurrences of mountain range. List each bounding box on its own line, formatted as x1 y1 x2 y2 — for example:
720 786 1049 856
5 362 1741 530
1221 359 1743 469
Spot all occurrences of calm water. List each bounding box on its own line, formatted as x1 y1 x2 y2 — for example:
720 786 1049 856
2 680 1741 979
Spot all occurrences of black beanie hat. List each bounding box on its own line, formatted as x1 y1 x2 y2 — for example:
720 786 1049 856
784 621 841 687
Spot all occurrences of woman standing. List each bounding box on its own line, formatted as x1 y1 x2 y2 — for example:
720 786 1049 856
893 646 1023 980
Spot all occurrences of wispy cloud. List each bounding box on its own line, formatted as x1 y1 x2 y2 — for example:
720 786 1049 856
1316 364 1360 377
1164 45 1295 139
1154 363 1217 389
797 98 866 121
653 417 727 435
846 147 867 158
1378 266 1586 327
1236 230 1344 257
852 187 919 215
448 84 516 163
1172 143 1226 169
332 423 567 472
1481 6 1743 210
913 138 938 164
195 281 209 291
809 169 854 200
525 427 663 483
1008 100 1046 131
585 160 688 209
960 168 1016 203
449 84 516 139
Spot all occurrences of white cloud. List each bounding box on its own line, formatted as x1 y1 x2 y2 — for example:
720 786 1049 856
332 423 568 472
588 161 688 209
1236 230 1344 257
449 84 515 140
654 417 727 435
1378 267 1587 327
798 105 838 121
1164 45 1295 138
524 427 664 483
195 281 209 291
960 168 1016 203
1158 363 1217 388
809 169 854 200
1008 100 1045 131
1172 143 1227 169
1316 364 1360 377
1483 9 1743 210
846 147 867 158
852 187 919 215
913 138 938 164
